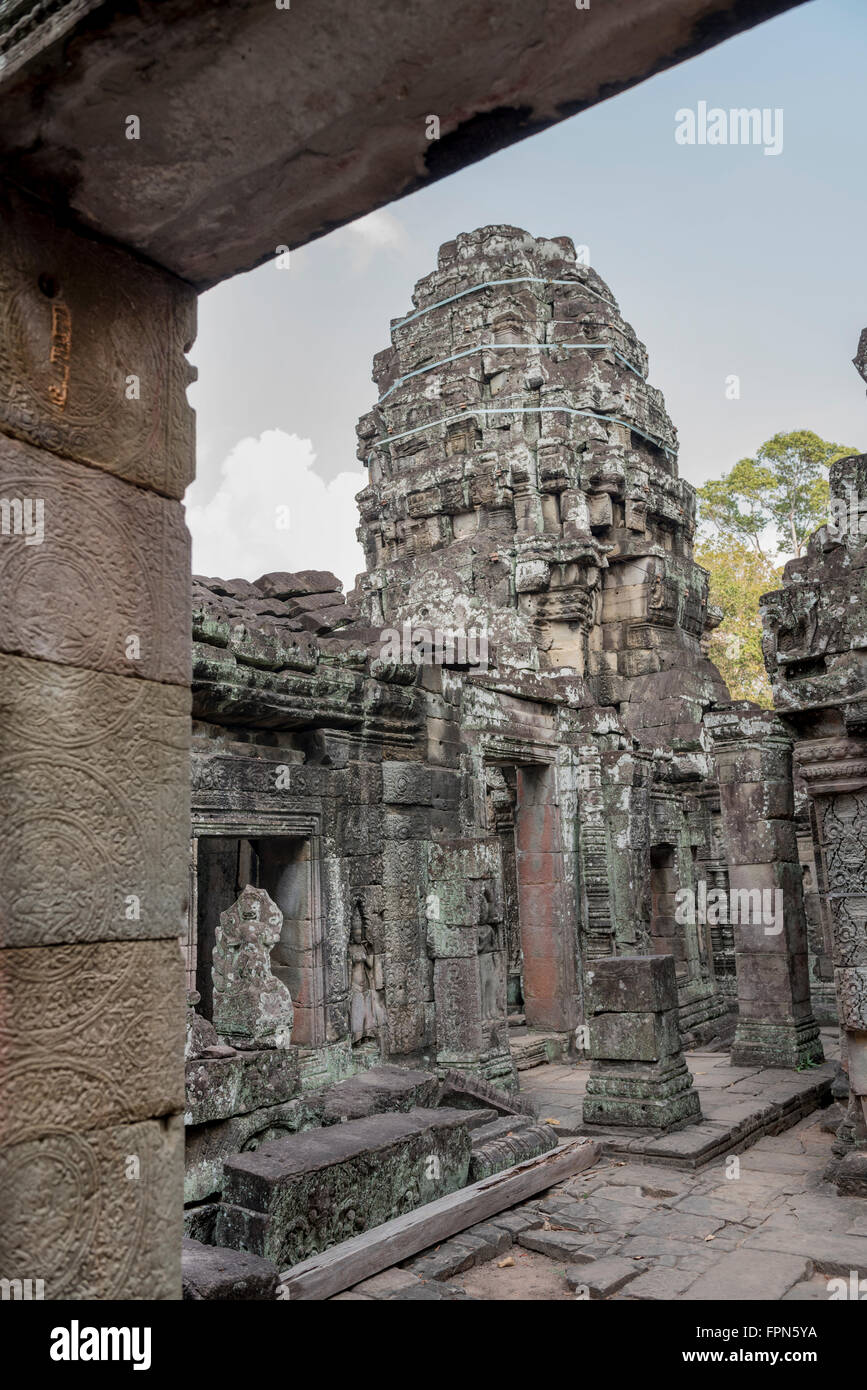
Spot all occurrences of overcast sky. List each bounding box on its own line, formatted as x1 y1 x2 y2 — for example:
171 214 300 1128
185 0 866 591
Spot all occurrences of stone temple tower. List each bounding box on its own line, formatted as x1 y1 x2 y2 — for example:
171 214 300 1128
354 224 726 745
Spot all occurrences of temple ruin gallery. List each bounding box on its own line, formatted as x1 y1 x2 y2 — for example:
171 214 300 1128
176 228 867 1295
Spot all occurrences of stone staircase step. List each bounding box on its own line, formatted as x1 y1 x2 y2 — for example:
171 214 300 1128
469 1123 559 1181
510 1031 567 1071
437 1068 534 1116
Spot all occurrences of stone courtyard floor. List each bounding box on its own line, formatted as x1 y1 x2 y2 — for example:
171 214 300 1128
336 1030 867 1302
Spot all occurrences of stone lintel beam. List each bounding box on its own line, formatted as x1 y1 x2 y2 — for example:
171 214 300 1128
0 0 806 287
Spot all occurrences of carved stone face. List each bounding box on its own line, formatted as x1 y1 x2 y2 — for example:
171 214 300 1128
351 923 363 944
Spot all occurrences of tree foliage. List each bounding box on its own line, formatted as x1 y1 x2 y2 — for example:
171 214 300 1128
695 431 859 705
697 430 857 559
695 542 780 705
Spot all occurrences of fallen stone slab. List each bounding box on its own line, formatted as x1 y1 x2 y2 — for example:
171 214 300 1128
437 1069 534 1116
182 1237 278 1301
185 1047 301 1127
217 1106 472 1267
471 1114 533 1146
319 1065 440 1123
680 1248 812 1301
277 1137 599 1298
566 1256 642 1299
518 1228 597 1262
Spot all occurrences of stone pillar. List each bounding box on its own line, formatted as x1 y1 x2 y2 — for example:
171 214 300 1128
707 705 823 1070
380 759 433 1058
0 185 194 1297
797 734 867 1193
583 954 701 1129
427 840 514 1088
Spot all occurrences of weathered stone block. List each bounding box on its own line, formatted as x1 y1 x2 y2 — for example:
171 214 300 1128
0 1115 183 1299
182 1238 278 1301
0 652 190 949
185 1049 301 1127
185 1095 325 1203
583 1055 702 1129
0 434 191 683
319 1065 439 1122
0 938 184 1144
382 761 432 805
0 184 196 498
589 1008 680 1063
586 953 677 1014
216 1107 472 1268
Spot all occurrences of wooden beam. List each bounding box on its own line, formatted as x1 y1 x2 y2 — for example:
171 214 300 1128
277 1137 600 1300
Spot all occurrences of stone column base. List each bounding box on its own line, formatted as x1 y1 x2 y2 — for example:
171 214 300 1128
583 1055 702 1130
731 1017 823 1070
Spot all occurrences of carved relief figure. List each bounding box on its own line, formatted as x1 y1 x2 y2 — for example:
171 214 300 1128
212 884 294 1048
477 883 504 1021
349 902 386 1045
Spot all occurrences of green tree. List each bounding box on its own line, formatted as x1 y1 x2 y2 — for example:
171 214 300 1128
695 542 780 706
695 431 860 704
697 430 858 559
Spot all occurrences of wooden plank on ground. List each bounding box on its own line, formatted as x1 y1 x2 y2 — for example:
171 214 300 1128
277 1137 600 1300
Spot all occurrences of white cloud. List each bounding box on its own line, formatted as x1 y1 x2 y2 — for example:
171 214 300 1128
335 208 410 269
185 430 367 591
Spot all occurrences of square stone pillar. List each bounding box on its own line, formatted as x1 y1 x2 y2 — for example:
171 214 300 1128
427 840 515 1089
583 954 701 1129
0 185 194 1297
707 704 823 1070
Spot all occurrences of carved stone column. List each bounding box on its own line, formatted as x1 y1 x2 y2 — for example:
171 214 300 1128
798 733 867 1193
0 184 193 1297
707 704 823 1069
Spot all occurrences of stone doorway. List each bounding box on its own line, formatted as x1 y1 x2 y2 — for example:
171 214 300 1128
485 756 579 1042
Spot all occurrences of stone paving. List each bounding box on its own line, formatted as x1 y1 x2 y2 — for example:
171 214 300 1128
336 1030 867 1302
337 1103 867 1301
519 1037 837 1169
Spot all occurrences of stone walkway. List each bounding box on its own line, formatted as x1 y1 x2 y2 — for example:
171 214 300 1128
336 1030 867 1302
519 1037 837 1167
